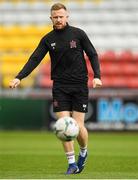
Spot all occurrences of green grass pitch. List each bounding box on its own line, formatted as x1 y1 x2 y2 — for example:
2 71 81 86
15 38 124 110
0 131 138 179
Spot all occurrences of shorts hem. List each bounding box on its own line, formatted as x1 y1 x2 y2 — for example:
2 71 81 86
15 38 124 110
53 108 88 113
53 108 72 112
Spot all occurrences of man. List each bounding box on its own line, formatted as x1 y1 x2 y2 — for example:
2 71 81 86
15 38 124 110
9 3 102 175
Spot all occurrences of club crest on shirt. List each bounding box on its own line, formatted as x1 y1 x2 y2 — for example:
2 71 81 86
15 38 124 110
70 40 77 48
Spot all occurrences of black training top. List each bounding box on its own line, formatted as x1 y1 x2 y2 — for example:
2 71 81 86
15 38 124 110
16 24 101 84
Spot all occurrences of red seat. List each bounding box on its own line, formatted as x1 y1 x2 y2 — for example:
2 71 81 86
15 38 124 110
102 75 138 88
101 62 121 75
37 75 53 88
101 61 138 76
102 76 129 88
99 50 116 61
123 63 138 75
127 76 138 88
116 50 133 61
39 62 51 76
133 52 138 61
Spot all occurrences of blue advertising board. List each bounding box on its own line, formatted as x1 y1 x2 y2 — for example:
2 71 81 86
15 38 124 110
48 97 138 131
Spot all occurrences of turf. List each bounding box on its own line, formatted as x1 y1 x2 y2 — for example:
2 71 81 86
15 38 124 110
0 131 138 179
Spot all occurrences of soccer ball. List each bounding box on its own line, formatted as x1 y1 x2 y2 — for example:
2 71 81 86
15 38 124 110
54 116 79 141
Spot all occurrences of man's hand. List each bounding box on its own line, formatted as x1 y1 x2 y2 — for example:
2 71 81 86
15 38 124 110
9 78 21 89
93 78 102 88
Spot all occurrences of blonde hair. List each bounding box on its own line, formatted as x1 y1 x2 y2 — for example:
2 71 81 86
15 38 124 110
51 3 67 12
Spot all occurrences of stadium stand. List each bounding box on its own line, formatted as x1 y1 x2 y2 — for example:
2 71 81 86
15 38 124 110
99 51 138 88
0 25 51 88
0 0 138 88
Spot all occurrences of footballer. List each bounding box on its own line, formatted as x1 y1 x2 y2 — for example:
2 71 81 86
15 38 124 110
9 3 102 174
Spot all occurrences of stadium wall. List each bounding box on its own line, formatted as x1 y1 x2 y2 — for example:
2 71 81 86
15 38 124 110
0 89 138 131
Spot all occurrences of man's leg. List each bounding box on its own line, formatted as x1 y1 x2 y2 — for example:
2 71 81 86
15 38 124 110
72 111 88 173
56 111 79 174
56 111 74 153
72 111 88 147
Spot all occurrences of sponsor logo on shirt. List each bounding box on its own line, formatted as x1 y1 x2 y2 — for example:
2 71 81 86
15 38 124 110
51 42 56 49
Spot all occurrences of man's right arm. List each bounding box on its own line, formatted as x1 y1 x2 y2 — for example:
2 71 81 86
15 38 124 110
9 37 48 88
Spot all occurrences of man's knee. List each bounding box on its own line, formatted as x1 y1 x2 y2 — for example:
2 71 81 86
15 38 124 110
56 111 71 119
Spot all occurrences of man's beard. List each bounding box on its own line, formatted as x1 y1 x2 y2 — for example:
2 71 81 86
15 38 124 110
54 23 66 30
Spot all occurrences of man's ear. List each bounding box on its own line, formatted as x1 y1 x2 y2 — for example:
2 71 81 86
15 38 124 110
50 16 52 20
66 12 69 18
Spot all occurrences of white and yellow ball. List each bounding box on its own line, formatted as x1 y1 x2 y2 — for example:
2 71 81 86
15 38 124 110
54 116 79 141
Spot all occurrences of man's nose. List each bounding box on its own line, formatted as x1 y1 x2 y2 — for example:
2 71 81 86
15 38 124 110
57 17 61 21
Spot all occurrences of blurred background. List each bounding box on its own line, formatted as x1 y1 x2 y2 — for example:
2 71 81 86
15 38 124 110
0 0 138 131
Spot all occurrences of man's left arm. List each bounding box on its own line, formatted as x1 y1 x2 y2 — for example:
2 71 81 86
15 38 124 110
80 30 102 88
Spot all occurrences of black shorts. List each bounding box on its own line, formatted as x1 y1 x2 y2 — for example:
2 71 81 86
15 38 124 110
52 83 88 113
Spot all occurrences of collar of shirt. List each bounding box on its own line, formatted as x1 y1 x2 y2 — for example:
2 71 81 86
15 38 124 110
53 23 69 32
